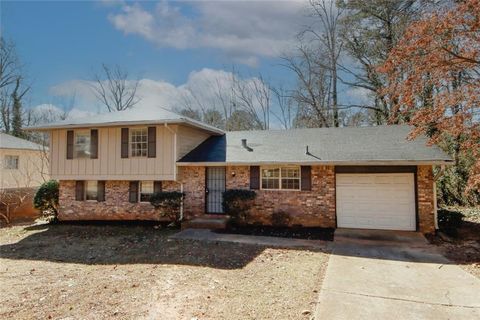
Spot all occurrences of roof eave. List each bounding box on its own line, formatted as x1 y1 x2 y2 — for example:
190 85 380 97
176 159 454 166
24 119 224 135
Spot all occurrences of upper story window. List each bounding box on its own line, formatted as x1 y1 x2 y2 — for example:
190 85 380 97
261 166 300 190
4 155 19 169
130 128 148 157
139 181 153 202
74 130 91 158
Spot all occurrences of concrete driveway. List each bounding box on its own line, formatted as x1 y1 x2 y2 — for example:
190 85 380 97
315 229 480 319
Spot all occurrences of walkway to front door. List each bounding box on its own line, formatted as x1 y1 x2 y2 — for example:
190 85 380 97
205 167 226 214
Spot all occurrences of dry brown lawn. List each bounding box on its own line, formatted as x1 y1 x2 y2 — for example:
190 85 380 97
0 222 330 320
429 207 480 279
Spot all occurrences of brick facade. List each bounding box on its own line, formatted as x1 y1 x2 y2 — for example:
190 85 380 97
58 166 206 221
226 166 336 227
58 165 436 233
417 165 435 233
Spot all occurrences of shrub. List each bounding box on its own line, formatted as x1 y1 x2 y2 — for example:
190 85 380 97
150 191 184 222
222 189 256 225
271 210 291 227
437 209 464 237
33 180 59 222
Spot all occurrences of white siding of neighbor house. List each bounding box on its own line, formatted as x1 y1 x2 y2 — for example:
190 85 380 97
49 124 211 181
0 148 49 189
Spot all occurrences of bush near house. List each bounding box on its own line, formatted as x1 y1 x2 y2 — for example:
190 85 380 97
33 180 59 222
149 191 184 223
222 189 256 225
271 210 292 227
437 208 464 237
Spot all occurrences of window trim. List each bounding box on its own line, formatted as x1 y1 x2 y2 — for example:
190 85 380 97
129 127 148 158
74 129 91 159
4 155 19 170
85 180 98 202
260 166 301 191
139 180 154 203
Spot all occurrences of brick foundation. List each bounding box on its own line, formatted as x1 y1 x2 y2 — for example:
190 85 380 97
58 165 436 233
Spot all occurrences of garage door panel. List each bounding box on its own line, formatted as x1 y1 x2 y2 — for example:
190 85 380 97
336 173 415 231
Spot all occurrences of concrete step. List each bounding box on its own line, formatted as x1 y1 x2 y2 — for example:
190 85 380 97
181 215 229 230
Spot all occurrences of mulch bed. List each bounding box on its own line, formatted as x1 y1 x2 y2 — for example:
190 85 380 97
215 225 334 241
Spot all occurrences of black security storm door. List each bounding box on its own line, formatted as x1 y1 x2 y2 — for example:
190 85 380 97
205 167 226 214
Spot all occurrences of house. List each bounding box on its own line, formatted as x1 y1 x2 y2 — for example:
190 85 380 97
0 133 49 222
28 107 452 233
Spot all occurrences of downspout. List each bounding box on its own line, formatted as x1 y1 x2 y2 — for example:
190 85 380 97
433 165 446 230
180 183 184 221
164 123 183 221
164 123 177 179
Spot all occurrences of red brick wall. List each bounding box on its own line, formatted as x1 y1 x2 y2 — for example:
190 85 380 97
58 165 435 233
226 165 336 228
417 165 435 233
58 180 168 221
58 167 206 221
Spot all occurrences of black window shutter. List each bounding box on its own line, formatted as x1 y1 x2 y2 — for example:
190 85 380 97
129 181 139 203
97 181 106 202
90 129 98 159
250 166 260 190
154 181 162 193
75 181 85 201
301 166 312 191
66 130 74 159
121 128 129 158
148 126 156 158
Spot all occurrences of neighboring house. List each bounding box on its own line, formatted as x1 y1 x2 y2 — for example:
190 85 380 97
28 108 452 233
0 133 49 222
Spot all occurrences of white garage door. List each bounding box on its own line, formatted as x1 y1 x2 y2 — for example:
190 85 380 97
336 173 416 231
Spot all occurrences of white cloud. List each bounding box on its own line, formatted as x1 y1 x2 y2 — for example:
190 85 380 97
345 87 373 106
30 104 96 124
107 0 310 65
46 68 265 117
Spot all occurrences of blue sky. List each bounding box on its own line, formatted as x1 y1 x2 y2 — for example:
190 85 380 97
1 0 364 119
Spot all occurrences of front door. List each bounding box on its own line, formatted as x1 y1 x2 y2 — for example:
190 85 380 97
206 167 226 214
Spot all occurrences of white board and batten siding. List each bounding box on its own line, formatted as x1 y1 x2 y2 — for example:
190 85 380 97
49 124 210 181
336 173 416 231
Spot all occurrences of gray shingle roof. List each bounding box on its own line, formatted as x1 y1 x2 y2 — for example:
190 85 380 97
0 132 45 151
25 107 224 135
179 125 452 165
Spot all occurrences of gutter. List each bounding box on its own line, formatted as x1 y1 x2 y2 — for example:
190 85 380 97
433 165 446 230
164 123 177 180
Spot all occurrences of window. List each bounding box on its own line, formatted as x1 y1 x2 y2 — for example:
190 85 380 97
85 181 98 201
4 155 19 169
130 128 148 157
74 130 91 158
140 181 153 202
261 166 300 190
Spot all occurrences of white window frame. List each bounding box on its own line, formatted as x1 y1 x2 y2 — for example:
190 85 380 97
85 180 98 201
74 130 91 159
261 166 301 191
4 155 19 170
130 127 148 158
139 180 154 203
